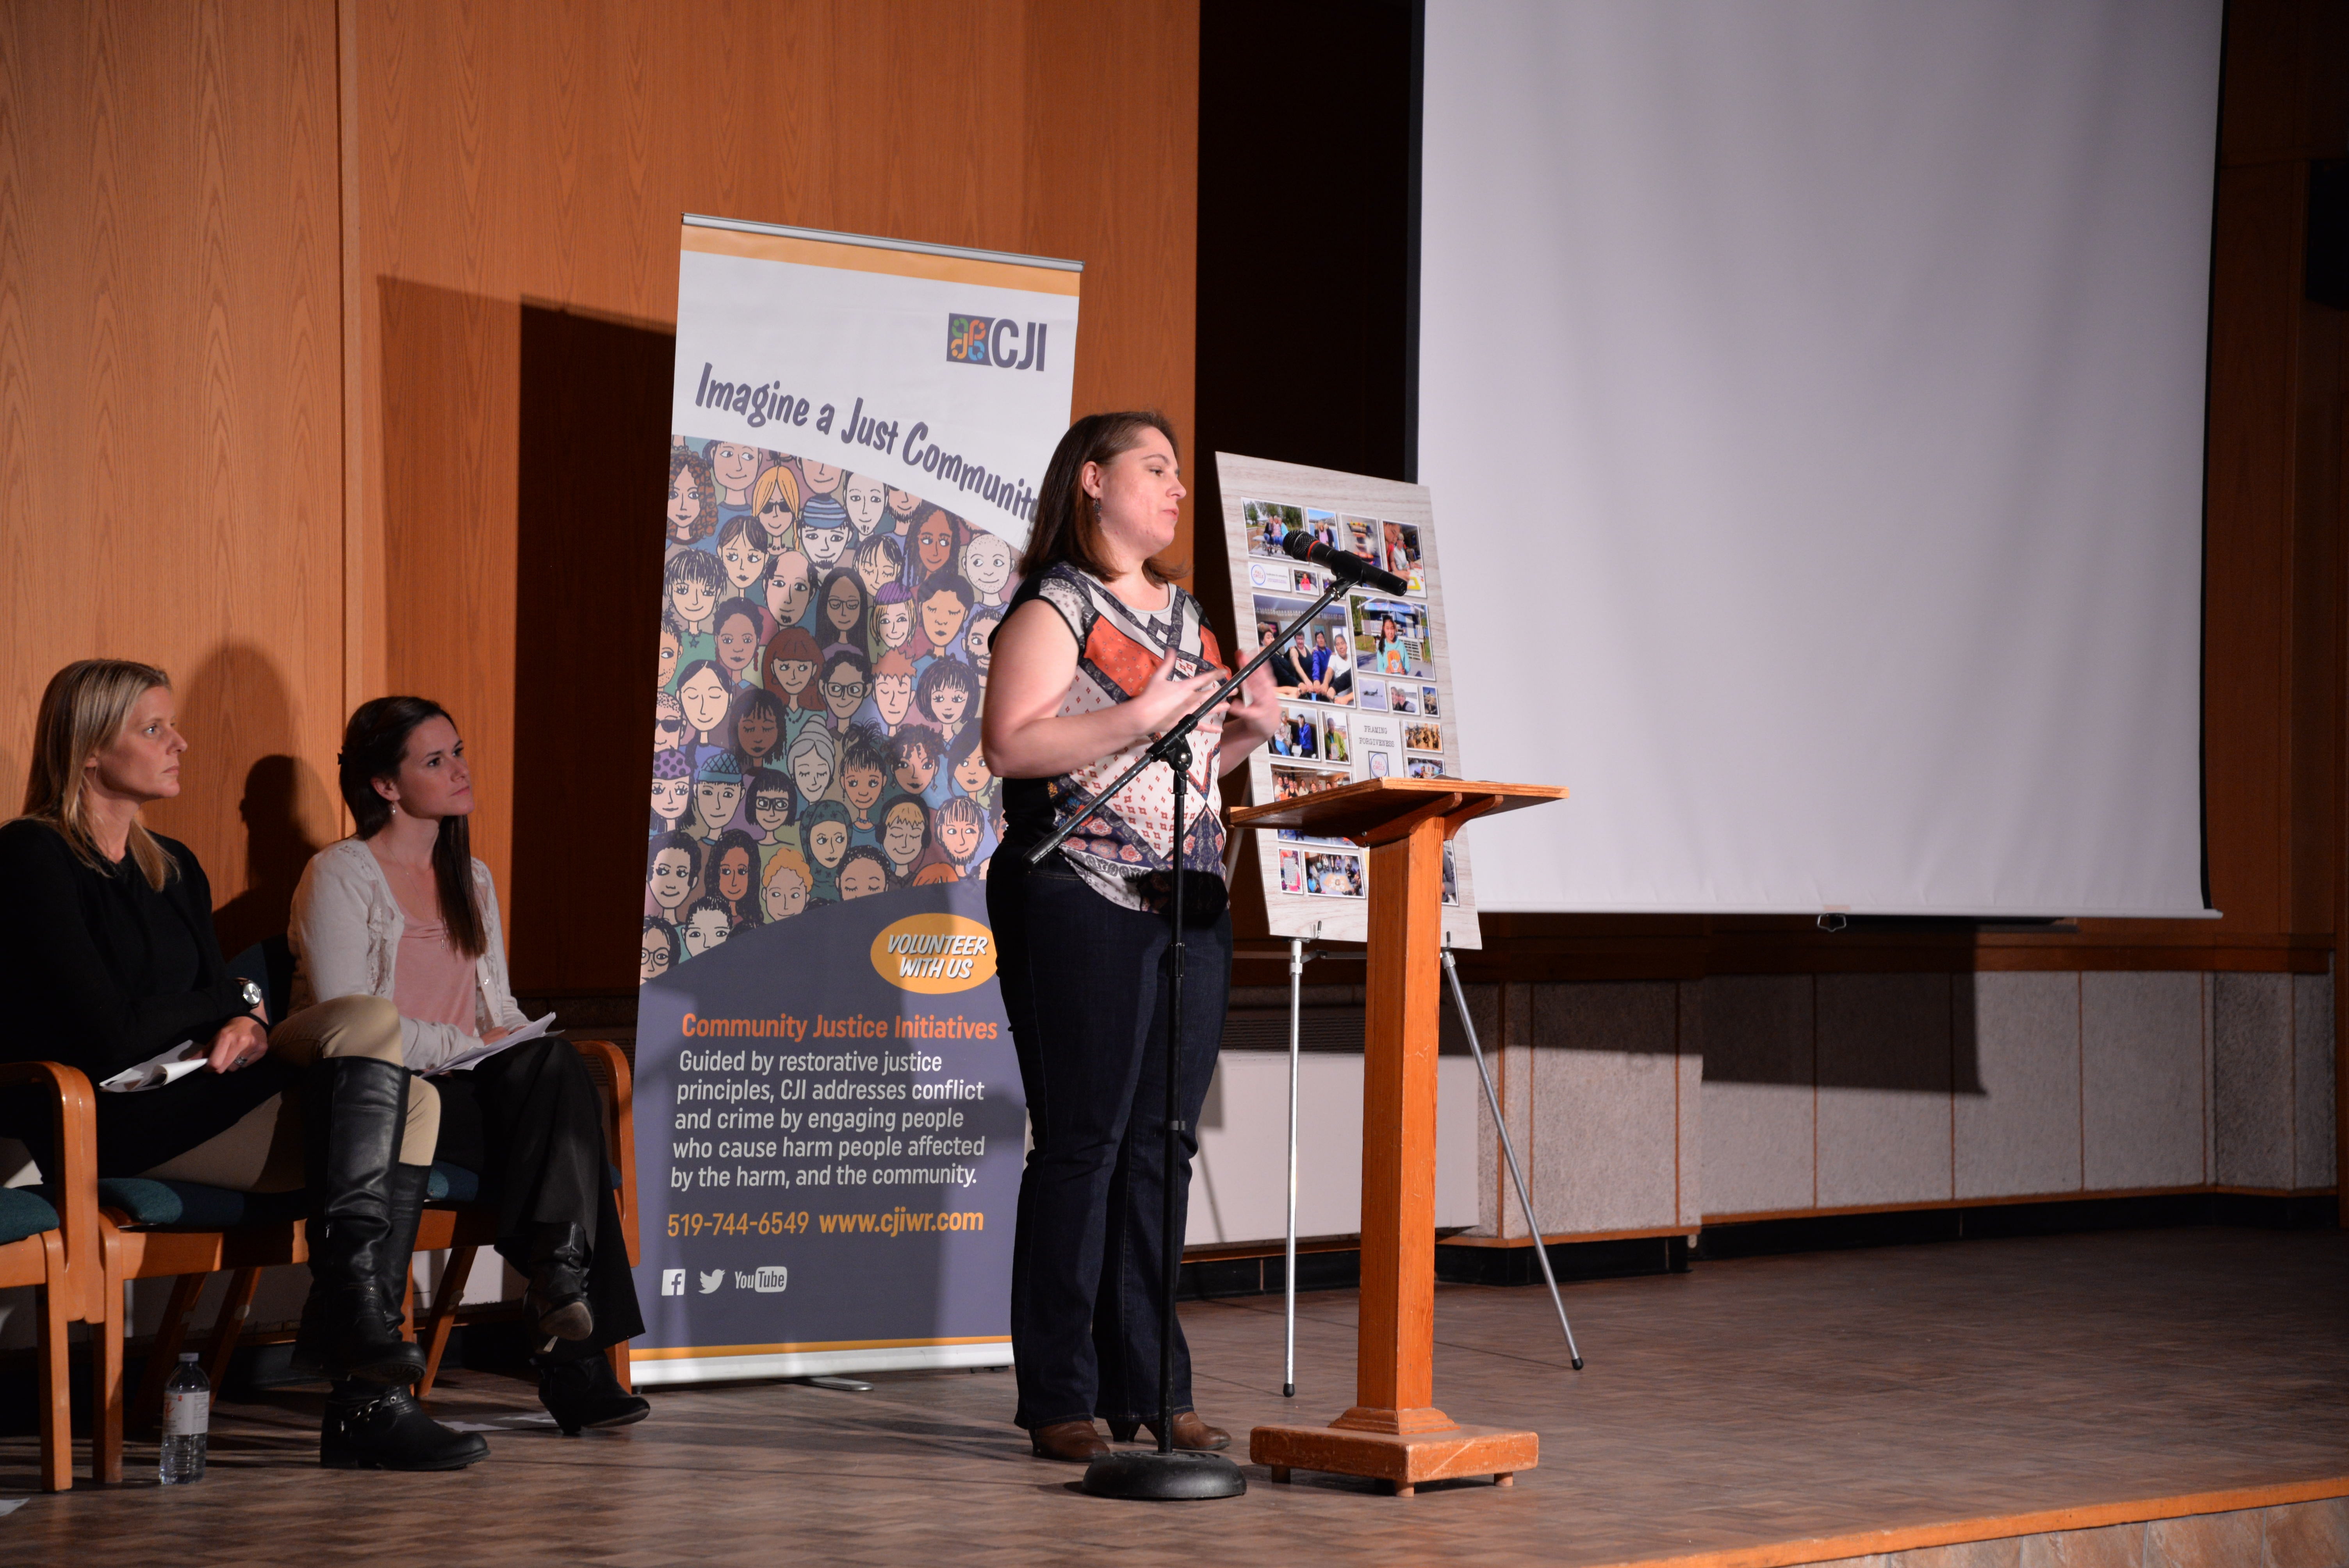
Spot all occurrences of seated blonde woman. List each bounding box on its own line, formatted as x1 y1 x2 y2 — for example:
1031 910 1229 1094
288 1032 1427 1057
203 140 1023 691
0 660 485 1472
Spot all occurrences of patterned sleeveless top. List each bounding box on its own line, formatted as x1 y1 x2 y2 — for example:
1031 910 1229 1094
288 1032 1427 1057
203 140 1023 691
1000 563 1228 912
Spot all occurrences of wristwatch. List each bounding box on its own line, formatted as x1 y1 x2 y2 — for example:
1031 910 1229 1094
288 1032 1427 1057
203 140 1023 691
236 978 265 1012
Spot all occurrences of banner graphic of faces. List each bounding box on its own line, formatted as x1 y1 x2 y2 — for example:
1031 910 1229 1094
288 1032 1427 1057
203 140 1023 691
644 437 1016 981
1242 497 1454 906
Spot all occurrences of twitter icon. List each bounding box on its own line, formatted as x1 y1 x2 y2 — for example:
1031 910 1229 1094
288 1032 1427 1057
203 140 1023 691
698 1268 725 1295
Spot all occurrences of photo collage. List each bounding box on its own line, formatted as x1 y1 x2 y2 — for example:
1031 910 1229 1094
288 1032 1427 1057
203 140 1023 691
645 436 1015 982
1240 498 1456 905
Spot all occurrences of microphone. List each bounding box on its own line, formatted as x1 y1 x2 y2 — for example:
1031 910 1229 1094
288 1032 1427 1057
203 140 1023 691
1280 529 1410 596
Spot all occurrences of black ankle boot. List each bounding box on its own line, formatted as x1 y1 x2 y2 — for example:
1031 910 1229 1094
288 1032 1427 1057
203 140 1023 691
291 1058 429 1386
522 1223 594 1349
535 1352 650 1436
320 1380 489 1470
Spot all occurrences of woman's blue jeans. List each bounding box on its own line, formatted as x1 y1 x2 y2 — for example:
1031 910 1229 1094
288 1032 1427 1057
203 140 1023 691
987 849 1230 1431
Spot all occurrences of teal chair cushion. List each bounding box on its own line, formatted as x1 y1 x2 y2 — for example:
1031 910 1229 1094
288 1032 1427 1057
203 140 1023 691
95 1178 303 1230
427 1163 480 1205
0 1185 59 1246
87 1162 591 1228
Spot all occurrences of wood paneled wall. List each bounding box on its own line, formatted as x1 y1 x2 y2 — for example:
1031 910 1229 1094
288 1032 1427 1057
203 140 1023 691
0 0 346 955
2 0 1198 985
349 0 1198 989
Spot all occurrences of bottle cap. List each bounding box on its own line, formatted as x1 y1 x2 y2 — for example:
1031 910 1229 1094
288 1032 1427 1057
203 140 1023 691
179 1352 199 1362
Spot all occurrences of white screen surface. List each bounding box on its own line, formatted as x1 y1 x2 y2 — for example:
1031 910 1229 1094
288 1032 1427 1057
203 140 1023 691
1421 1 2221 917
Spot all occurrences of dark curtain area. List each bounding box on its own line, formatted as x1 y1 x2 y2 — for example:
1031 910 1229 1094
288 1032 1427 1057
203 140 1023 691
1193 0 1417 645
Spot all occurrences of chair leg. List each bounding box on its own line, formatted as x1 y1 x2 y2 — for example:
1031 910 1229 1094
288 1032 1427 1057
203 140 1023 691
130 1274 209 1436
202 1267 262 1395
94 1225 125 1485
606 1341 632 1395
37 1233 71 1493
416 1245 474 1398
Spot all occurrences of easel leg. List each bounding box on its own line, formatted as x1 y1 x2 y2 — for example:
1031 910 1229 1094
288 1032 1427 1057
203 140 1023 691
1442 950 1584 1370
1284 935 1302 1401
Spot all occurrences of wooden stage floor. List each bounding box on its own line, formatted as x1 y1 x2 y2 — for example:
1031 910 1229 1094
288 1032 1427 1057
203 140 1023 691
5 1227 2345 1566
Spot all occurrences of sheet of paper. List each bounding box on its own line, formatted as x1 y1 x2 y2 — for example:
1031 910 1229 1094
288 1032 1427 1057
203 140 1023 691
97 1041 207 1094
431 1011 558 1075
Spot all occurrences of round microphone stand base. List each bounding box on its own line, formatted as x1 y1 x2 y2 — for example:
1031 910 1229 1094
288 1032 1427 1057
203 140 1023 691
1080 1448 1248 1500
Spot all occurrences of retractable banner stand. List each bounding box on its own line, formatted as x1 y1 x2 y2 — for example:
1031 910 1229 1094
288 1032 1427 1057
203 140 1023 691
630 216 1079 1385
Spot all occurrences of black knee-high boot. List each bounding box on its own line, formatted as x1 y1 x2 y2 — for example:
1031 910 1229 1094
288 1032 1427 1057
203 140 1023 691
378 1161 431 1322
292 1058 429 1385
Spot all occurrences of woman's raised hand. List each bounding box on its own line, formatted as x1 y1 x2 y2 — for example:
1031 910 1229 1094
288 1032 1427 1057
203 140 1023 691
1124 647 1227 741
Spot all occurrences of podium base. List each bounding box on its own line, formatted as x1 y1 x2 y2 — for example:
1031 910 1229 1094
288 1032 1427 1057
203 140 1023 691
1080 1448 1248 1500
1249 1421 1538 1497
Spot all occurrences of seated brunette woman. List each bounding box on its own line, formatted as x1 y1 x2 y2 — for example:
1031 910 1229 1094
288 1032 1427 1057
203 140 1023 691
0 660 485 1472
289 696 649 1434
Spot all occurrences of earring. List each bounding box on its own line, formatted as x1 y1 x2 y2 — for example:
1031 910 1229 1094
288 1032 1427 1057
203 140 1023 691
389 802 400 816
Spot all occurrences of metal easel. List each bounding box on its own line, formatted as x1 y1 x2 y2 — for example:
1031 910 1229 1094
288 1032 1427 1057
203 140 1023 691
1267 937 1583 1391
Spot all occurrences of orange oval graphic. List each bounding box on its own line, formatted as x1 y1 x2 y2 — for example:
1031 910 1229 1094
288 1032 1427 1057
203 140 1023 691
870 913 999 994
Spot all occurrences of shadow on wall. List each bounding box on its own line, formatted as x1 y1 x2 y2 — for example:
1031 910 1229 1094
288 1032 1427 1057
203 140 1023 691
1442 973 1985 1095
375 277 667 997
507 301 672 994
147 641 331 953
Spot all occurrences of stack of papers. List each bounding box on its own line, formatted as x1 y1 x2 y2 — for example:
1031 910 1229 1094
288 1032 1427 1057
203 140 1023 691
98 1042 208 1094
431 1012 558 1074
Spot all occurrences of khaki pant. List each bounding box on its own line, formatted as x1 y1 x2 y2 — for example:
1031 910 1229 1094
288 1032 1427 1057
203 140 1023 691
136 995 439 1190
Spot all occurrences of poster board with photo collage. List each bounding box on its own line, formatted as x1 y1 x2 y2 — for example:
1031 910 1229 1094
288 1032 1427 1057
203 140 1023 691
1215 452 1480 948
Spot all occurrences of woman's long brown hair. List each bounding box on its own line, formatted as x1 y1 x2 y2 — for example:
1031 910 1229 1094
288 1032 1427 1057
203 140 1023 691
1019 411 1184 585
337 696 487 958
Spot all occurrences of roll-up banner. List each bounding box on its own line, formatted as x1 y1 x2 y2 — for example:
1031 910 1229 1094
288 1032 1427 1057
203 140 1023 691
630 216 1079 1385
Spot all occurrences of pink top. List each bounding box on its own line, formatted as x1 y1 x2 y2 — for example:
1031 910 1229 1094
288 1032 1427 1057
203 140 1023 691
394 916 477 1033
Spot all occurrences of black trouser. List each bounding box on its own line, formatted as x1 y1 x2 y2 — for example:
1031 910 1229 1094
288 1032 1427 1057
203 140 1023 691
987 850 1230 1431
430 1037 645 1359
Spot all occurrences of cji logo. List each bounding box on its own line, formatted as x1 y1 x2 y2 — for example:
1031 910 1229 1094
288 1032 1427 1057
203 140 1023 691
946 313 1048 371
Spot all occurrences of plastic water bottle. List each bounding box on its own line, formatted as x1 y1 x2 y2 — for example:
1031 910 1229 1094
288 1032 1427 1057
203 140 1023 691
159 1352 209 1484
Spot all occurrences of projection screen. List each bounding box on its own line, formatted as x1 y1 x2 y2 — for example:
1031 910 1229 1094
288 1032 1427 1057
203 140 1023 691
1420 0 2222 917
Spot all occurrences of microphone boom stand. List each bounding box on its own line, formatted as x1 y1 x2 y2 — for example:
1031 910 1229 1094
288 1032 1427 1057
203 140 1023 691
1028 569 1356 1502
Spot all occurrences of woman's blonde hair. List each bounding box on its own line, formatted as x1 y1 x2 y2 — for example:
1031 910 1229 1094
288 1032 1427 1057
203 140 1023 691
19 659 179 889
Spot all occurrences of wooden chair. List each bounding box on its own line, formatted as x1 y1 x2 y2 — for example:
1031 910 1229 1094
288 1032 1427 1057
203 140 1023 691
93 1037 640 1482
0 1061 103 1491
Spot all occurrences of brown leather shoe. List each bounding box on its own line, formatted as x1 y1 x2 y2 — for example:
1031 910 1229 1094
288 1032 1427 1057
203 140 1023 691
1029 1418 1111 1461
1107 1411 1232 1452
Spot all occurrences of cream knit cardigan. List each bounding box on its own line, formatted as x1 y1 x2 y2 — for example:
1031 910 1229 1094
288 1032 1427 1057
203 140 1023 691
288 836 530 1073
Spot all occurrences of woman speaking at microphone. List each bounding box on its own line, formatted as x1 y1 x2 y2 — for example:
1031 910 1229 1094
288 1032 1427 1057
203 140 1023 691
981 412 1278 1462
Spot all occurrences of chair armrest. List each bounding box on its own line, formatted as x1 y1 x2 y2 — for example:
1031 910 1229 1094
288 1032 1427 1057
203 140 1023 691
567 1040 639 1268
0 1061 102 1320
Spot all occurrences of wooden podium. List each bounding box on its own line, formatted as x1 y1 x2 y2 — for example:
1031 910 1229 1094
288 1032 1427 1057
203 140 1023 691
1230 776 1567 1496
